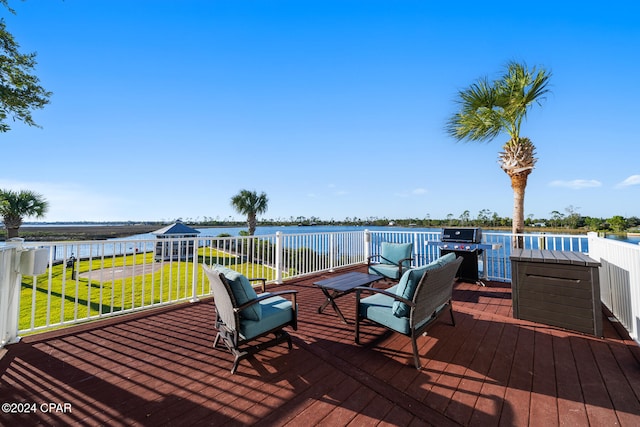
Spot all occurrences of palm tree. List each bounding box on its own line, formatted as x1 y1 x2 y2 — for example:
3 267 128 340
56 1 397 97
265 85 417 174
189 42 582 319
230 189 269 236
0 189 49 238
446 62 551 246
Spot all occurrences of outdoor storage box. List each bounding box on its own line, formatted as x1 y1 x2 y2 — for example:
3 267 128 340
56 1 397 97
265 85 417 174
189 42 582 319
510 249 602 337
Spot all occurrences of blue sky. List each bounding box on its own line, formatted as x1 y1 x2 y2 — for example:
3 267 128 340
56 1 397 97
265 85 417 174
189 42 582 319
2 0 639 223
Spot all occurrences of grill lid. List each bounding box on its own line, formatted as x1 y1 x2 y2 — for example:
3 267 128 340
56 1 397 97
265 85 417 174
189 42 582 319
441 227 483 243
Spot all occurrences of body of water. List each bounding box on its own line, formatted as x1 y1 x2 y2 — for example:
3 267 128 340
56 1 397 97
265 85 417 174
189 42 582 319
125 225 640 245
5 224 638 248
125 225 436 240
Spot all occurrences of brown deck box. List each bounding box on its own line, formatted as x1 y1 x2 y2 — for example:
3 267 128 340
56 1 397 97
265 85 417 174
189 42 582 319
510 249 602 337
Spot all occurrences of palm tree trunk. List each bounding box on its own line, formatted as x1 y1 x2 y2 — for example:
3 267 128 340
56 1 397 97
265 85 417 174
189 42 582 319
247 213 257 236
510 172 530 248
3 215 22 239
247 213 257 261
6 226 19 239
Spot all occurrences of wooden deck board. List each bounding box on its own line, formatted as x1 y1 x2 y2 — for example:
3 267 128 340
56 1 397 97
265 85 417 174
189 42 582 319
1 264 639 426
533 331 559 425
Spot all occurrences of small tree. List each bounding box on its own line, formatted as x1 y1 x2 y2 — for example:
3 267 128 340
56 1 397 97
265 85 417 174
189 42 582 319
608 216 627 233
0 189 48 238
459 210 470 224
584 216 604 231
0 4 52 133
550 210 564 228
230 189 268 236
565 205 581 229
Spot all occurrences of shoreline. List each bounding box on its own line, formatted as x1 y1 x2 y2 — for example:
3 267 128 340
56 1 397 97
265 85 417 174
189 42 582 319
2 224 161 241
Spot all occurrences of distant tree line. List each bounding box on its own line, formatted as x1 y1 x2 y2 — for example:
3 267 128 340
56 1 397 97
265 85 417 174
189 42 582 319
189 207 639 234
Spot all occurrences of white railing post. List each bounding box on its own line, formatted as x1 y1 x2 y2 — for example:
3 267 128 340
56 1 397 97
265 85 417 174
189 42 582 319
364 229 371 263
275 231 283 284
190 237 200 303
329 233 335 272
1 240 25 348
0 247 17 348
538 233 546 250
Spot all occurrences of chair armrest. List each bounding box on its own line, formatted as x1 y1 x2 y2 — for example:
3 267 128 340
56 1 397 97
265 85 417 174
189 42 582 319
368 254 401 265
248 277 267 293
367 254 381 266
234 290 298 313
370 255 413 266
354 286 414 307
397 257 413 267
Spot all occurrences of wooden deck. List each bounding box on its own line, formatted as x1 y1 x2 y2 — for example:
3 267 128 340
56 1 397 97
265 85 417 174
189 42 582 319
1 265 639 426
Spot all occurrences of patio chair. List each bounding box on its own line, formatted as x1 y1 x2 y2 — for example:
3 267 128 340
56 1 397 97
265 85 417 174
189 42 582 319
355 253 463 369
202 265 298 374
367 242 413 281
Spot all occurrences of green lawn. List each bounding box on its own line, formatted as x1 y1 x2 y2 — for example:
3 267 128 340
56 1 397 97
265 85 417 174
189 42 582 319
18 247 285 333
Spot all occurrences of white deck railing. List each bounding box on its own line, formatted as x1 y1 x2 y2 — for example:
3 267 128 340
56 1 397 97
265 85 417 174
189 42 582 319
0 229 638 346
587 232 640 342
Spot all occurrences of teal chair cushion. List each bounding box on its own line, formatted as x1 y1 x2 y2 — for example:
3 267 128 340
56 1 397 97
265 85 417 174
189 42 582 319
240 294 294 339
368 263 405 280
358 288 436 335
215 266 261 321
392 252 457 317
368 242 413 280
381 242 412 267
360 284 446 335
359 291 411 335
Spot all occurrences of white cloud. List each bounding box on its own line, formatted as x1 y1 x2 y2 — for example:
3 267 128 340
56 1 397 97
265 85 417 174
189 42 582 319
615 175 640 188
412 188 427 195
549 179 602 189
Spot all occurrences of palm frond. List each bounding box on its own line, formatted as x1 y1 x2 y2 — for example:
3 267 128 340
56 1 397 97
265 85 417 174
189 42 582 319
498 62 551 129
446 77 505 142
447 61 551 144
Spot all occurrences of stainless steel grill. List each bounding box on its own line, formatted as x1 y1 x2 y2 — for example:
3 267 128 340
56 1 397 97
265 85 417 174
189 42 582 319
427 227 494 283
441 227 483 244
